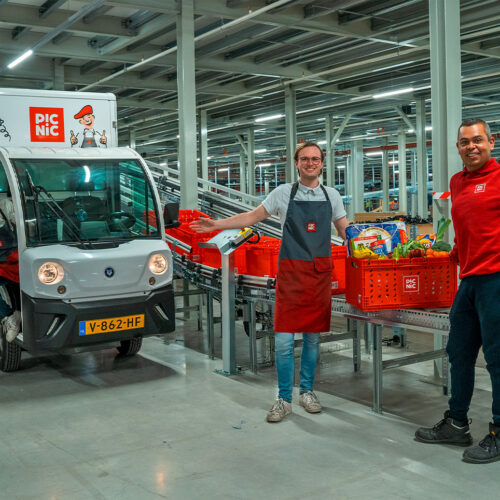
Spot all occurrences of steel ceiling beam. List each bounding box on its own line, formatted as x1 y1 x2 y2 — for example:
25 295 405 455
39 0 68 19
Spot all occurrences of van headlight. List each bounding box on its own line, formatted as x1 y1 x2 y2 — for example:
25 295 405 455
38 262 64 284
149 253 168 275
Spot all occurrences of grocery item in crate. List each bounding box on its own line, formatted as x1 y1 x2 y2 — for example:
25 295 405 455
416 233 436 248
346 222 407 256
430 217 452 252
345 256 457 311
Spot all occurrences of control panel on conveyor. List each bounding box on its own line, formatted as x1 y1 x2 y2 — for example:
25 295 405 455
198 228 260 255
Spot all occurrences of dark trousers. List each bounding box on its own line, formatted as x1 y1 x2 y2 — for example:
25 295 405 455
0 276 19 318
447 272 500 425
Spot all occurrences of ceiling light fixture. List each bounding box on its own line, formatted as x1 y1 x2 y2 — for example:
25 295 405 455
7 49 33 69
254 148 267 153
255 114 283 123
373 87 414 99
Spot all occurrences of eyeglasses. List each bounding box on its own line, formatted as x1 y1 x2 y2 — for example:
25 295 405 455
298 157 322 164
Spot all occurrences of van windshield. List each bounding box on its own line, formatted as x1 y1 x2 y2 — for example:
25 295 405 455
12 158 161 246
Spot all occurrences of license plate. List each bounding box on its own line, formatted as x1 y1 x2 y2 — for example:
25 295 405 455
79 314 144 336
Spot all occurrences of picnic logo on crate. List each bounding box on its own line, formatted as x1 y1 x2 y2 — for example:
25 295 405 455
403 275 419 293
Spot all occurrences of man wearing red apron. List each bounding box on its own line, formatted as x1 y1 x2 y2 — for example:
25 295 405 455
190 142 348 422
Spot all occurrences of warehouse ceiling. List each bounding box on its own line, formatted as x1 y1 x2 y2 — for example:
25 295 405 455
1 0 500 171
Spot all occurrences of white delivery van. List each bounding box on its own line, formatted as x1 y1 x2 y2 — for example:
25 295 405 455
0 88 176 371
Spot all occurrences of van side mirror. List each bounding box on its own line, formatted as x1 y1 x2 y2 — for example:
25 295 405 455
163 202 180 229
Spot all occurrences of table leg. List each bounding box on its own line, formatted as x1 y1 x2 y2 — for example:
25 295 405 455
247 301 257 374
206 290 215 360
372 323 383 413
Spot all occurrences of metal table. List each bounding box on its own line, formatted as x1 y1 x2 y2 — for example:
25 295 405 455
331 297 450 413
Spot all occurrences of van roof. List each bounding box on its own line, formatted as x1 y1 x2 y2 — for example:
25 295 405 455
0 146 140 160
0 88 116 101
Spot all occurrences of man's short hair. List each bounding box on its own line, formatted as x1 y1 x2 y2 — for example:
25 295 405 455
293 141 325 162
458 118 491 140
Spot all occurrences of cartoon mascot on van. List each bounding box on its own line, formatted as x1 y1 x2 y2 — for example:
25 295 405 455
70 105 107 148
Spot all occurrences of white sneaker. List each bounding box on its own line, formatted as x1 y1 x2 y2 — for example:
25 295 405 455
2 310 21 343
266 398 292 423
299 391 322 413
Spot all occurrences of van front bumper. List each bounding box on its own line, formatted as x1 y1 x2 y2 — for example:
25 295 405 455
20 284 175 353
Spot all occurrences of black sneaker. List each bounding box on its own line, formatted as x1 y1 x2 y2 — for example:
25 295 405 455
463 423 500 464
415 410 473 446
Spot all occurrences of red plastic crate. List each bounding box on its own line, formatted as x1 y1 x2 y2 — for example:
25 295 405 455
165 210 212 256
345 256 457 311
178 209 210 224
245 237 280 277
193 243 247 273
331 245 347 295
191 231 220 267
142 210 158 230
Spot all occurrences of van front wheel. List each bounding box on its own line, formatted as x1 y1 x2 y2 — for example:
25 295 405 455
0 331 22 372
117 337 142 356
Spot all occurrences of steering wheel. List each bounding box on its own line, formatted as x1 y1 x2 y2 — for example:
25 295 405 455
107 211 136 230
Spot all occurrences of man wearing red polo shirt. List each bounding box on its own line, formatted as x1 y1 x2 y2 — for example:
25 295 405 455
415 118 500 464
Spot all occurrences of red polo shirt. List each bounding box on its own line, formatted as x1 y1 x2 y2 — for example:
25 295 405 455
450 157 500 278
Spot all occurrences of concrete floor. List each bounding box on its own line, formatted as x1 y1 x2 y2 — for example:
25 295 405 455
0 308 498 500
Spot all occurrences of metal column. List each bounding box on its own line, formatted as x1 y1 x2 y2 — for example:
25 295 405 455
429 0 462 242
177 0 198 209
381 137 389 211
52 58 64 90
325 115 335 187
247 129 256 196
129 128 136 149
350 139 364 217
200 109 209 181
239 147 247 194
220 253 236 375
398 125 407 213
415 97 428 218
285 86 297 184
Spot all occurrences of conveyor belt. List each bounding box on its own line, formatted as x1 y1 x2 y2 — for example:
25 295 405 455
149 161 344 245
172 245 450 331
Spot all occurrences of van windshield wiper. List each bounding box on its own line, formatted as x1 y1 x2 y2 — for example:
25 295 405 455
32 184 95 250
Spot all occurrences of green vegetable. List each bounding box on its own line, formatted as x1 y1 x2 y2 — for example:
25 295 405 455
431 240 452 252
435 216 451 242
392 240 426 260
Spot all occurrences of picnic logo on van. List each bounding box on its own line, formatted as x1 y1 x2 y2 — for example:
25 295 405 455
29 107 65 142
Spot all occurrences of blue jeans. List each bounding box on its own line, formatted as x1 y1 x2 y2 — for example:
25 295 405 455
447 272 500 425
274 332 320 402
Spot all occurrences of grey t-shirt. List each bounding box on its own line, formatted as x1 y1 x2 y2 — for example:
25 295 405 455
262 181 346 227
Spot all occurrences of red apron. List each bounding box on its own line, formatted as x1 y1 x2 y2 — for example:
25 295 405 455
274 182 332 333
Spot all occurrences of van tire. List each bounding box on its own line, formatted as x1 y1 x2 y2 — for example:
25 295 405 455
0 332 22 372
117 337 142 356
